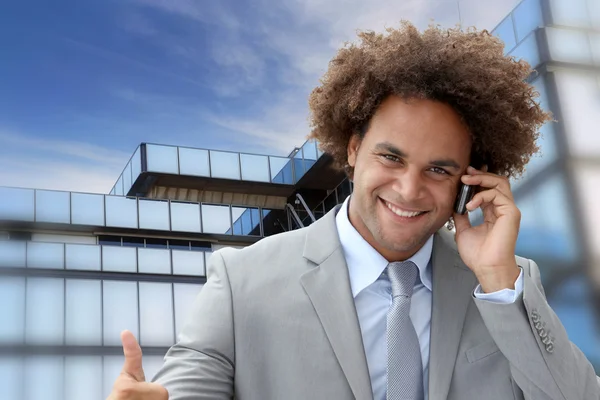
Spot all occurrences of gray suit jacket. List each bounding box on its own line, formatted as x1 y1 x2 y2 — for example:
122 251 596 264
153 206 600 399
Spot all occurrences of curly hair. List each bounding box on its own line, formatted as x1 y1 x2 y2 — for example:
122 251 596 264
308 21 553 179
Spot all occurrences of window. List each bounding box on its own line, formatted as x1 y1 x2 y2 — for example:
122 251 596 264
553 70 600 157
172 250 205 276
269 157 294 184
145 238 168 249
170 201 201 233
546 27 592 65
261 209 286 236
105 196 137 229
139 199 170 231
146 144 179 174
179 147 210 177
102 356 123 399
202 204 232 234
210 151 240 180
65 356 103 400
174 283 204 337
138 248 171 274
0 241 26 268
122 236 145 248
26 278 64 345
492 15 516 52
0 277 25 344
508 31 540 69
139 282 174 346
27 242 64 269
103 281 138 346
0 187 34 221
98 235 121 246
66 244 101 271
573 164 600 261
549 0 590 29
0 357 23 400
66 279 102 345
35 190 70 224
512 0 544 43
515 174 579 263
232 207 261 236
240 154 270 182
190 240 212 251
169 239 190 251
102 246 136 273
24 356 64 400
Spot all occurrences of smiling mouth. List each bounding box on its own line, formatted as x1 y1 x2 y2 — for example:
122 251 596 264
382 199 428 218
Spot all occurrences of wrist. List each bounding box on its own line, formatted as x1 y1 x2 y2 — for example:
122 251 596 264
475 264 520 293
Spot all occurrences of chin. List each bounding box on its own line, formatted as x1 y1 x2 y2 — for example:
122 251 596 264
378 230 426 252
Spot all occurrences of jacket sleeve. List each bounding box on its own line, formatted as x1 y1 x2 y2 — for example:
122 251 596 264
152 250 235 399
473 257 600 400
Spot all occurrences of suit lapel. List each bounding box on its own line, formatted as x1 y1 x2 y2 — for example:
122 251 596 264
300 207 374 400
428 230 478 400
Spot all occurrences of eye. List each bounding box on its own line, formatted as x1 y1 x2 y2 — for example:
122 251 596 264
381 154 400 162
430 167 449 175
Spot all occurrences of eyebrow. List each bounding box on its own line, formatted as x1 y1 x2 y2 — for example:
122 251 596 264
374 141 461 171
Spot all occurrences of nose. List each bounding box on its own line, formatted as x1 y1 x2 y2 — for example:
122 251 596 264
391 168 424 202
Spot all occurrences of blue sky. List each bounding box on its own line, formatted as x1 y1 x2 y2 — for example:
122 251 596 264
0 0 519 193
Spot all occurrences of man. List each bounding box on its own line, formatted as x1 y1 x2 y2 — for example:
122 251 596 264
108 22 600 400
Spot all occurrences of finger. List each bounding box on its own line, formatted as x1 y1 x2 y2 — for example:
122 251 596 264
466 188 518 218
452 212 471 236
121 330 146 382
461 172 512 200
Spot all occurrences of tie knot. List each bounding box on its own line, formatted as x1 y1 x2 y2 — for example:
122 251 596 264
387 261 418 298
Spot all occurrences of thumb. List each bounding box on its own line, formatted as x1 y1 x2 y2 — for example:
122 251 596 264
121 330 146 382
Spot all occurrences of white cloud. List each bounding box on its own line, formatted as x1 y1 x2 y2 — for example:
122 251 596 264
0 130 129 193
203 94 311 154
132 0 241 30
0 157 119 194
0 131 128 168
115 0 521 158
120 12 158 37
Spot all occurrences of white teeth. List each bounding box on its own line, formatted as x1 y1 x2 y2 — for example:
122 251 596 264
385 201 424 217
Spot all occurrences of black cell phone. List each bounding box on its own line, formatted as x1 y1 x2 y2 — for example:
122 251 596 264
454 183 476 215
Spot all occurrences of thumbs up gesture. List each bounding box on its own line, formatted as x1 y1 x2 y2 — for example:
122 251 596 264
107 330 169 400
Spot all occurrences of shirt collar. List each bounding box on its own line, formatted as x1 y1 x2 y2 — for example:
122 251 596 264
336 195 433 298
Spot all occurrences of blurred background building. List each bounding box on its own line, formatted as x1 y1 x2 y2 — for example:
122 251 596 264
0 0 599 399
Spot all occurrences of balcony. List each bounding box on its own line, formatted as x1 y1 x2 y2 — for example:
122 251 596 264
109 139 327 200
0 187 296 239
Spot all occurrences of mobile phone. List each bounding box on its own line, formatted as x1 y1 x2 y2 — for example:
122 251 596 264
454 183 476 215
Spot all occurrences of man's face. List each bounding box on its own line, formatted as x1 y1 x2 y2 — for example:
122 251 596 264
347 96 472 261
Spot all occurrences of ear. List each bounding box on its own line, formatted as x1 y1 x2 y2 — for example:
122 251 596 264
347 134 361 169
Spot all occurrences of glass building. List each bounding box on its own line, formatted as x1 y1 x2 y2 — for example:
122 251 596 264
0 0 599 398
0 138 353 399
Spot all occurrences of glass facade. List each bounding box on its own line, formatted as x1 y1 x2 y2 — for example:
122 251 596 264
110 139 322 194
553 70 600 157
0 188 295 238
0 240 210 276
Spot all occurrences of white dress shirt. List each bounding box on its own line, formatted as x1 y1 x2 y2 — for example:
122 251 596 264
335 196 524 400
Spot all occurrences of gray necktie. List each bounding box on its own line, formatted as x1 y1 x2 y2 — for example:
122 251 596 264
386 261 424 400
